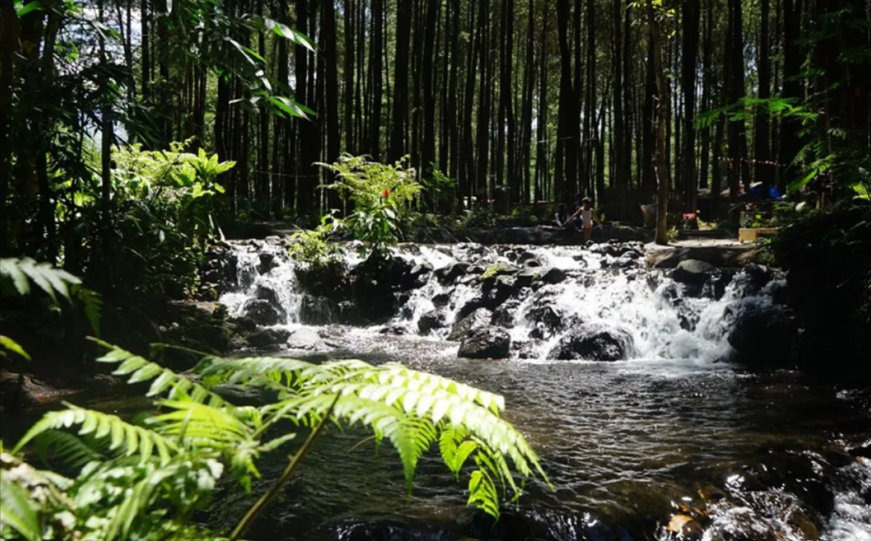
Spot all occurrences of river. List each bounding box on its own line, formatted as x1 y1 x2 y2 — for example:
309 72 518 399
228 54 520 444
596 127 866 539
208 239 871 541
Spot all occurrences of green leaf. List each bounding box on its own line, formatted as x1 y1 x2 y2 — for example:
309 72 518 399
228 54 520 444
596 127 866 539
0 335 31 360
16 0 42 16
0 475 41 541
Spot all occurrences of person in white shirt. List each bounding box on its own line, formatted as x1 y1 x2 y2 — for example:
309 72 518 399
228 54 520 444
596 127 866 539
563 196 602 243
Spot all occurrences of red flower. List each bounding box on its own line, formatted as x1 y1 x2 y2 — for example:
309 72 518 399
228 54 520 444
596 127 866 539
382 189 390 197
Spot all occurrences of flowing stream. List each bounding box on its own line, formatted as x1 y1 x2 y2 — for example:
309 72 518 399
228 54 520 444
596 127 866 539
213 239 871 541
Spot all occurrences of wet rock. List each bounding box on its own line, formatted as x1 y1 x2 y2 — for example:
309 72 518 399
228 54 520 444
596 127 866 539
517 250 540 266
458 327 510 359
228 316 257 333
514 340 543 359
665 514 703 541
337 301 362 324
540 267 567 285
247 327 291 348
727 300 796 367
491 299 521 327
286 327 323 350
417 311 446 335
295 261 349 299
378 325 408 336
456 295 487 320
241 298 286 326
435 262 469 285
515 268 541 288
399 262 433 290
254 285 282 306
448 308 493 341
708 508 777 541
528 304 567 334
484 275 517 309
671 259 716 286
258 252 280 274
547 323 635 361
432 292 451 308
299 296 336 325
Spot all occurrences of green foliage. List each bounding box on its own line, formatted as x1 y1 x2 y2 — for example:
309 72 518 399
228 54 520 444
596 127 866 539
319 155 422 255
2 341 548 541
480 263 511 281
0 258 101 360
287 213 344 269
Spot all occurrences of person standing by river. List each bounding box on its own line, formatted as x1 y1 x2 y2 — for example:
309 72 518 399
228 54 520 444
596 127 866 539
564 196 602 243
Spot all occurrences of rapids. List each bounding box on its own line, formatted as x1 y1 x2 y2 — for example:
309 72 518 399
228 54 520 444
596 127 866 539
216 239 871 541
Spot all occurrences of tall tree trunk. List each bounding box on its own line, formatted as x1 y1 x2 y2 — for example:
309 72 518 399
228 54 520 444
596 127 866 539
0 0 19 253
647 0 670 245
780 0 802 192
422 0 437 185
459 0 478 210
681 0 700 213
390 0 412 162
447 0 460 183
642 38 655 195
323 0 340 210
584 0 595 196
520 0 535 204
754 0 771 196
140 0 149 101
699 0 713 190
343 0 355 154
555 0 575 205
474 0 491 207
535 0 548 203
296 0 315 213
612 0 624 192
370 0 383 158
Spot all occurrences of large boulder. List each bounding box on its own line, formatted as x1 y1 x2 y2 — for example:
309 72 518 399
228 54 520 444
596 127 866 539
435 262 469 285
547 323 635 361
254 285 283 307
299 296 337 325
458 327 511 359
671 259 716 286
247 327 291 348
418 311 446 335
491 299 522 327
540 267 567 285
240 298 285 326
727 300 796 367
448 308 493 341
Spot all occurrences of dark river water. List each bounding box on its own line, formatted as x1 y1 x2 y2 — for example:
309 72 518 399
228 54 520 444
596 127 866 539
5 240 870 540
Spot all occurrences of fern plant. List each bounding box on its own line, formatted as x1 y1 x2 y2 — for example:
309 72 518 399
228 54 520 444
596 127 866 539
0 258 102 361
2 341 550 541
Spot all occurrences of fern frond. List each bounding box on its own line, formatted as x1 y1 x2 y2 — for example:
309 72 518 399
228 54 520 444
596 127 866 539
35 430 105 469
14 404 178 466
72 285 102 336
0 258 81 303
0 335 31 361
147 400 255 447
91 340 230 409
0 475 40 541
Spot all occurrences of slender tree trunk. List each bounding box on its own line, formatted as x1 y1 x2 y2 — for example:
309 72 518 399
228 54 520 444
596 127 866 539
422 0 437 185
296 0 315 213
536 0 548 203
780 0 802 191
612 0 624 193
370 0 383 159
681 0 700 213
140 0 149 101
753 0 771 196
520 0 535 204
323 0 340 210
474 0 491 207
555 0 575 205
343 0 355 154
390 0 412 162
699 0 713 190
459 0 478 210
584 0 595 196
447 0 460 183
647 0 670 245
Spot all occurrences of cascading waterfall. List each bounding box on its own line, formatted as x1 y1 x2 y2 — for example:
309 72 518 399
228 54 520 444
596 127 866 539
218 240 768 363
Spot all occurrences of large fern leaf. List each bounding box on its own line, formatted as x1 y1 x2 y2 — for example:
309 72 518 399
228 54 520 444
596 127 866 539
91 340 230 409
0 258 80 303
14 404 178 466
0 475 40 541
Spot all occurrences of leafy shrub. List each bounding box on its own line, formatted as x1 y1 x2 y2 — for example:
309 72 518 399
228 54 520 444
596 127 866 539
287 213 344 269
1 341 550 541
320 155 422 255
